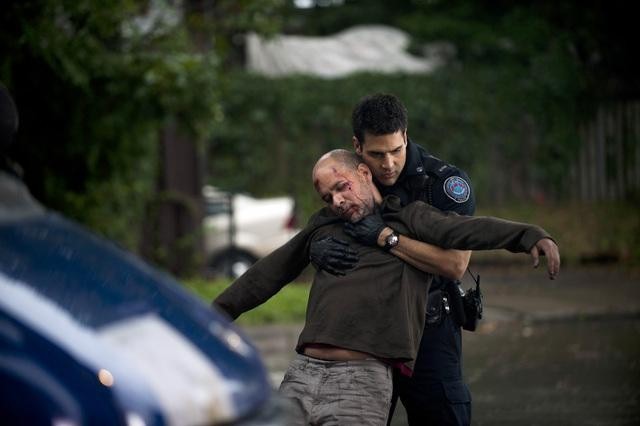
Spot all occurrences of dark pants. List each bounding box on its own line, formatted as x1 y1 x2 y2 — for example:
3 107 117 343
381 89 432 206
388 314 472 426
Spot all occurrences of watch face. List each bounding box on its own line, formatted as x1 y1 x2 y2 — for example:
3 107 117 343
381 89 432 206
386 232 399 248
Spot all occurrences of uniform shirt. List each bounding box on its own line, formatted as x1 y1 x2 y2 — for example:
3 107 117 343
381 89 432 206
379 139 475 291
379 139 475 216
214 196 550 365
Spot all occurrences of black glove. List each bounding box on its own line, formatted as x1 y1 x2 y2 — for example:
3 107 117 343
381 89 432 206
343 210 387 247
309 236 359 276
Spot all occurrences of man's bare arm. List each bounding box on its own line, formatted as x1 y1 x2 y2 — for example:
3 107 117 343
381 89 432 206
377 227 470 279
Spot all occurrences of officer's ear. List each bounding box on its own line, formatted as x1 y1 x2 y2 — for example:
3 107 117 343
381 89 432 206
353 136 362 155
356 162 372 182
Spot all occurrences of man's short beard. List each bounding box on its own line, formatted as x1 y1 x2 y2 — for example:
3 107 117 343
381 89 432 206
348 210 364 223
347 200 374 223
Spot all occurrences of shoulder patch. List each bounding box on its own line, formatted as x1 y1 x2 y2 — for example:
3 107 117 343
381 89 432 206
443 176 470 203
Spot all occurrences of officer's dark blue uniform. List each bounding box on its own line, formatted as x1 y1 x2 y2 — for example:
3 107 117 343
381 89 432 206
382 140 476 426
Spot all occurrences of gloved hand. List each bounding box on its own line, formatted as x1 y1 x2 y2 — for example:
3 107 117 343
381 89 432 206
309 236 359 276
343 210 387 247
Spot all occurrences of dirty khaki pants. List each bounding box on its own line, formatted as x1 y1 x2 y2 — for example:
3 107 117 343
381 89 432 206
279 354 393 426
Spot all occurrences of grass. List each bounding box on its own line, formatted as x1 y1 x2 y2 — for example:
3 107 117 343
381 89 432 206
184 278 311 325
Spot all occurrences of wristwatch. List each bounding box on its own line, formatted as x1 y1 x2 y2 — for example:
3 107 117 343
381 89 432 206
383 231 400 252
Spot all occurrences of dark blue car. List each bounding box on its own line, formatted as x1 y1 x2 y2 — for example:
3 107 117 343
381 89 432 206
0 171 294 425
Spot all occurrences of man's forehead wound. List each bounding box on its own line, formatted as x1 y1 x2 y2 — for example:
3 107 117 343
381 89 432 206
312 164 333 191
327 164 352 182
333 168 353 186
314 164 353 192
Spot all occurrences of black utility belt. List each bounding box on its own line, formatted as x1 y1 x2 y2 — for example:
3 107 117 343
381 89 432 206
426 281 483 331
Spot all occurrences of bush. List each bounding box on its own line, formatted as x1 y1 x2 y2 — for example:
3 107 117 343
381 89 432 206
208 68 582 221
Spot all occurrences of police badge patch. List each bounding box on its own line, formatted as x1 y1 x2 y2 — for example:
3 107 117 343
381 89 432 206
443 176 470 203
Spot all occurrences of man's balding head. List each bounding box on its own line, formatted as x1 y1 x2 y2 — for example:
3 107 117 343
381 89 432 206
312 149 381 222
312 149 362 181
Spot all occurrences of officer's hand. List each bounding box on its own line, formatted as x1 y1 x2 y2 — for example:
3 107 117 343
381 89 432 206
343 210 387 247
309 236 359 276
530 237 560 279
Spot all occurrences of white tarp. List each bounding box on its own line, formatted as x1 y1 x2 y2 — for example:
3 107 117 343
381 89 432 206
246 25 441 78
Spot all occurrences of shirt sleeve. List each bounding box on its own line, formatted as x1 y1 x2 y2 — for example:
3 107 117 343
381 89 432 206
390 201 551 254
212 209 341 320
212 223 314 320
431 167 475 216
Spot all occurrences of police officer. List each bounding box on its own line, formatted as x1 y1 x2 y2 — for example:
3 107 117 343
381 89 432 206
310 93 475 425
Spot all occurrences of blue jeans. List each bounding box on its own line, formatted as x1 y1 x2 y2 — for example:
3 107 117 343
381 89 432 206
279 354 393 425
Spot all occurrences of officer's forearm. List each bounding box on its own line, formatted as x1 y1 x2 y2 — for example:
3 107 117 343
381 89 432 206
379 228 469 279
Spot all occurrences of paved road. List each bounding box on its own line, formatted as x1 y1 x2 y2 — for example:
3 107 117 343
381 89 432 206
243 265 640 425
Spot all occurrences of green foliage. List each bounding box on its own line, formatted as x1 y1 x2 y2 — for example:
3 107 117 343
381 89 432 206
1 0 282 251
207 67 585 221
184 278 311 325
207 1 637 220
3 0 636 266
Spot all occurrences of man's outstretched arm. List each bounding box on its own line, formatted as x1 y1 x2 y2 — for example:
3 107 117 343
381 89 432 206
213 225 314 319
395 201 560 279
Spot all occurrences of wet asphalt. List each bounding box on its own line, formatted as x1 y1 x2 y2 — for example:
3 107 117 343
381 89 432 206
243 265 640 425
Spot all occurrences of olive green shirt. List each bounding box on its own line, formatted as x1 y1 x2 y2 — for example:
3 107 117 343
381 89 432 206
214 196 551 363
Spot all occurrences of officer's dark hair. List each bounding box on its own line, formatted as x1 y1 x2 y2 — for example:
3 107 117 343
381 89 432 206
0 83 19 153
352 93 407 144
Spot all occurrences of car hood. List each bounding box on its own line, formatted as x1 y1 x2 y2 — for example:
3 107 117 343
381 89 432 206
0 211 272 425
